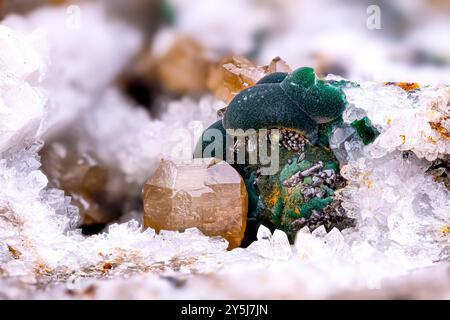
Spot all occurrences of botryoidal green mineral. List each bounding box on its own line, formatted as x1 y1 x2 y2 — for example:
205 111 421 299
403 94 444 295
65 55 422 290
222 67 347 144
196 67 360 244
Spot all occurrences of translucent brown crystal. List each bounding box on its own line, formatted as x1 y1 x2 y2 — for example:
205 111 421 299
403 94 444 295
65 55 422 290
207 56 292 103
143 158 248 249
122 36 212 99
155 37 212 94
40 142 114 225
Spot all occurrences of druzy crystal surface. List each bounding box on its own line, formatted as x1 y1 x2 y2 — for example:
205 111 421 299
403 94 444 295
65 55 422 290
143 158 248 249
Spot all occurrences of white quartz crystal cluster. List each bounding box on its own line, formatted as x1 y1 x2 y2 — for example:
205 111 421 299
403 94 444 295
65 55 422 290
343 83 450 160
81 90 225 187
2 3 143 134
0 3 230 285
0 25 46 155
325 82 450 268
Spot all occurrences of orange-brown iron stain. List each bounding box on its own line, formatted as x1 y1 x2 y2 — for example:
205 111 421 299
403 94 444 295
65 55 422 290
440 224 450 237
268 188 281 207
384 82 420 91
400 134 406 144
430 117 450 140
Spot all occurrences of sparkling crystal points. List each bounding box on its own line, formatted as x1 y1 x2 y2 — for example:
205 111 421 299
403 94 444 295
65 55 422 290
247 225 293 260
329 124 365 162
143 158 248 249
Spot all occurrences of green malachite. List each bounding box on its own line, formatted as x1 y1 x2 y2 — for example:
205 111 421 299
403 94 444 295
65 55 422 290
195 67 365 243
298 197 334 219
222 67 347 144
351 116 380 145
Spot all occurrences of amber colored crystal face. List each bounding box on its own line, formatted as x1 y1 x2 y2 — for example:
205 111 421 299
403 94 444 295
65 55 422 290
156 37 211 94
143 158 248 249
40 142 112 225
207 56 292 103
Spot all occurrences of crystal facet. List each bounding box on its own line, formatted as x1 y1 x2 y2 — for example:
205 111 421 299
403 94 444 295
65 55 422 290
143 158 248 249
207 56 292 103
40 142 115 226
156 37 211 94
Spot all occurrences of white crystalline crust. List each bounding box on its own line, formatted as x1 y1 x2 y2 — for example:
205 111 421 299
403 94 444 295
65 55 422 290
0 25 46 155
81 90 225 188
2 3 143 136
0 2 449 299
344 83 450 161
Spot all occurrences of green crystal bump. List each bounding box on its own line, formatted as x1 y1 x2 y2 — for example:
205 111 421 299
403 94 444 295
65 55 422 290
351 116 380 145
281 67 317 88
222 67 347 145
279 159 312 182
256 72 288 84
280 67 347 124
194 67 364 244
222 84 319 143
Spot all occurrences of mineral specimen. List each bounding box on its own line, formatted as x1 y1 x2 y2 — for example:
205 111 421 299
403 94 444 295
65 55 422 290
222 67 347 144
0 25 46 155
350 116 380 145
156 37 212 95
143 158 248 249
243 130 353 241
2 3 143 133
207 56 292 103
2 0 450 301
197 67 359 243
40 141 120 228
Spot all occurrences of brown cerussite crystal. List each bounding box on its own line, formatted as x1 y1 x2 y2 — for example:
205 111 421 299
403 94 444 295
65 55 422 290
143 158 248 249
207 56 292 103
156 37 211 95
41 142 114 226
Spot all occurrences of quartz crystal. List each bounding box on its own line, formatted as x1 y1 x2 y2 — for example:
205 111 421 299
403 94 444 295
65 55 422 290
343 83 450 161
3 3 143 133
0 25 46 155
329 124 365 163
143 158 248 249
246 225 293 260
